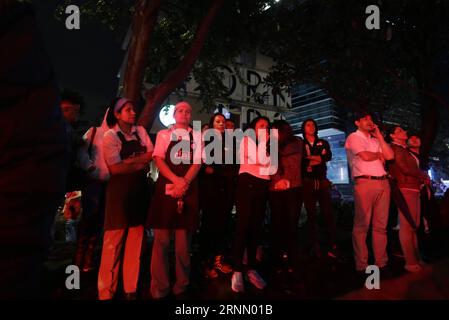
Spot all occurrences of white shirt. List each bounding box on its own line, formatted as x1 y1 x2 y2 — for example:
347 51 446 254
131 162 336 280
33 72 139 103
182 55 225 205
78 127 110 181
103 124 154 166
153 126 202 164
77 110 111 181
344 130 386 179
239 136 272 180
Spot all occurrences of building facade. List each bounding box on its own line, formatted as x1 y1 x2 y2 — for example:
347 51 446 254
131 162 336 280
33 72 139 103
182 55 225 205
284 83 349 185
141 51 292 134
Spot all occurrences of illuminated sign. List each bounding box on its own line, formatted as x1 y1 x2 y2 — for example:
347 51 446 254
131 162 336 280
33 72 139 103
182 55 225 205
159 104 176 127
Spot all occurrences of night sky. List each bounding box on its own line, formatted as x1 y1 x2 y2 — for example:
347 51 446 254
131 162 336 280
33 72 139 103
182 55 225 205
33 1 125 124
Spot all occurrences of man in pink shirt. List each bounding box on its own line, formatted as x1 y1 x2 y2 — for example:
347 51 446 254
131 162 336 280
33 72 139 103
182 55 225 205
345 111 394 272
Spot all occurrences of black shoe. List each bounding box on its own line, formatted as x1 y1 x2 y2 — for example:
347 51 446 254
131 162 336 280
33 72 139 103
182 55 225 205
124 292 137 300
327 245 347 263
310 244 321 259
174 288 192 300
287 267 302 283
83 236 99 272
285 268 305 293
379 266 395 279
73 242 87 268
354 270 368 287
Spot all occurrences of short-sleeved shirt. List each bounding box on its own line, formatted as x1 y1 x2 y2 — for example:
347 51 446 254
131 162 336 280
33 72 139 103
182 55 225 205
103 124 154 166
344 130 386 178
153 126 202 163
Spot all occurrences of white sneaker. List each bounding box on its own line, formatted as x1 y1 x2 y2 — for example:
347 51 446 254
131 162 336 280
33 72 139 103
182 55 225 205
246 270 267 290
404 264 423 273
231 272 245 293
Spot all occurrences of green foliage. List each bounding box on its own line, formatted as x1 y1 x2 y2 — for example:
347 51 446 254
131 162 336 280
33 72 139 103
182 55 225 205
141 0 271 112
56 0 134 32
261 0 417 114
55 0 272 112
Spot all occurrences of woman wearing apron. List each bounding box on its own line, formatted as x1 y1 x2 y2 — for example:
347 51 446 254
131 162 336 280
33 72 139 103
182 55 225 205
98 98 153 300
147 101 202 299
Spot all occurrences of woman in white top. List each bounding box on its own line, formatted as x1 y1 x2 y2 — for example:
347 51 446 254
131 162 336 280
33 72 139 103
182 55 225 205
74 108 112 272
231 116 272 293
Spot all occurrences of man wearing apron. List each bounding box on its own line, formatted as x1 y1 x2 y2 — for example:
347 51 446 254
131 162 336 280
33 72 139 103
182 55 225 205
98 98 153 300
147 101 202 299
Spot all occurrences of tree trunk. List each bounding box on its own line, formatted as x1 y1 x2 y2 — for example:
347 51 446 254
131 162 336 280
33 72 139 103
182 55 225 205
123 0 162 103
138 0 225 128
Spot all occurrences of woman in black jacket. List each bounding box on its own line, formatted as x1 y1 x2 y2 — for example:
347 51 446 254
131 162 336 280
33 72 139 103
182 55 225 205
269 120 303 273
199 113 234 279
301 118 340 260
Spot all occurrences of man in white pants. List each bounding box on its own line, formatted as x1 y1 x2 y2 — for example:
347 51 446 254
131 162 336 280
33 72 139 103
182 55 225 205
345 112 394 272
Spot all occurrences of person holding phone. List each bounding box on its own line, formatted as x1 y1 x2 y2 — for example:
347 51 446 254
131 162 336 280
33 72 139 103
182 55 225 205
98 98 153 300
345 111 394 273
147 101 202 299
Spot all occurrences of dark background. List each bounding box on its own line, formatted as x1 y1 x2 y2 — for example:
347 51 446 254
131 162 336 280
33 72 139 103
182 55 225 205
34 1 125 125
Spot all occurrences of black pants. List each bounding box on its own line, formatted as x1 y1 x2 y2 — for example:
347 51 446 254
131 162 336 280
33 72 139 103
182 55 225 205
232 173 269 272
269 187 303 268
224 174 237 220
199 174 233 260
74 180 107 267
0 192 61 299
80 180 106 235
303 178 336 249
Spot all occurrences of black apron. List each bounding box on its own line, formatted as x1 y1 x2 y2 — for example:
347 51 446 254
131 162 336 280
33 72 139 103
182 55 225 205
147 131 199 231
104 131 149 230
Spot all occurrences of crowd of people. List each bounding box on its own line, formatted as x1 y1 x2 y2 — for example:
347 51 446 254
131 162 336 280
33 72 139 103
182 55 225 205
346 112 427 274
60 98 337 299
58 95 448 300
2 1 448 301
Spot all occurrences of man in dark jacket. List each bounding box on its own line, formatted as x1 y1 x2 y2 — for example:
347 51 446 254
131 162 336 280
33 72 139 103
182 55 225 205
387 126 430 273
0 1 68 298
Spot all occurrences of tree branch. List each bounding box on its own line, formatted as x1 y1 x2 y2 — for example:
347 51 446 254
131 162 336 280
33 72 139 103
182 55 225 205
384 68 449 110
123 0 162 103
138 0 225 128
